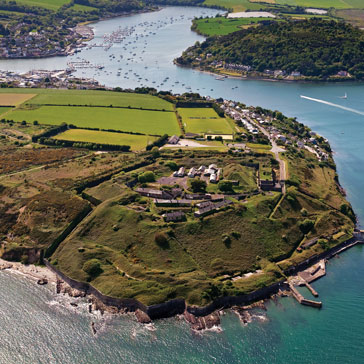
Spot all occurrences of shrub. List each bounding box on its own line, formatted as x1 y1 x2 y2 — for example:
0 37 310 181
190 178 207 193
155 232 169 248
83 259 103 277
299 219 315 234
166 161 178 171
151 146 160 158
222 234 231 247
138 171 156 183
218 181 233 192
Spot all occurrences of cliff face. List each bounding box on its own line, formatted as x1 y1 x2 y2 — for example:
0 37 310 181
1 247 41 264
44 259 284 319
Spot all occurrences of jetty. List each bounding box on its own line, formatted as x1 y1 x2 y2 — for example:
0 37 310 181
288 259 326 308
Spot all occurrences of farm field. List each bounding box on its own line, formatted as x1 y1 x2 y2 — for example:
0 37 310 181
7 106 180 136
0 107 13 116
70 4 97 11
0 89 175 111
0 93 36 106
203 0 267 12
336 9 364 27
53 129 157 151
178 108 233 135
193 17 272 36
14 0 70 10
277 0 357 9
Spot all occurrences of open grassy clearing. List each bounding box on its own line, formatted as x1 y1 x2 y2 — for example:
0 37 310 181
23 89 174 111
203 0 267 12
70 4 97 12
193 17 272 36
178 108 233 135
0 89 173 111
0 107 13 116
337 9 364 27
14 0 70 10
53 129 157 151
277 0 355 8
8 106 180 136
0 93 36 106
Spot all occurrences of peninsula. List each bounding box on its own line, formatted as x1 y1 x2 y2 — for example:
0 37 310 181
0 85 357 320
177 19 364 81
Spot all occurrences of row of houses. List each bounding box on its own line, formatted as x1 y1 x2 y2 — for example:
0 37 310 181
194 199 233 218
173 164 223 183
135 187 182 200
161 198 235 222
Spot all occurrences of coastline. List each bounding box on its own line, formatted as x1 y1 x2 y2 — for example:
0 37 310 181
0 7 159 61
174 61 360 84
1 234 361 330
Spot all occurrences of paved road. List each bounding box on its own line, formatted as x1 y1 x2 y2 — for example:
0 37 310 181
247 116 287 190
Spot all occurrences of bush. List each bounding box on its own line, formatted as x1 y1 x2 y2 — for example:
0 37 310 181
218 181 233 192
222 234 231 247
83 259 103 277
155 232 169 248
138 171 156 183
299 219 315 234
166 161 178 171
151 146 160 158
190 178 207 193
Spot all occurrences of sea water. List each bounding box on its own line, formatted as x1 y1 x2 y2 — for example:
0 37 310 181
1 7 364 363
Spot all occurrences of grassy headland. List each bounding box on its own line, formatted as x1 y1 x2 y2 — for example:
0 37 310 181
0 87 355 308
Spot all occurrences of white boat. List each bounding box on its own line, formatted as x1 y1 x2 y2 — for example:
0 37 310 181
339 93 347 99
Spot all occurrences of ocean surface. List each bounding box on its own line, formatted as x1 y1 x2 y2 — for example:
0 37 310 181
1 7 364 363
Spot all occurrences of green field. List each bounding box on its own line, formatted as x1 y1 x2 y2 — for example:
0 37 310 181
203 0 361 11
5 89 174 111
0 107 13 116
14 0 70 10
194 17 272 36
178 108 233 135
8 106 180 136
70 4 97 11
53 129 156 150
203 0 266 12
277 0 358 8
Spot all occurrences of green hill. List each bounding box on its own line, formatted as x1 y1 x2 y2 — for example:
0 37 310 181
177 19 364 80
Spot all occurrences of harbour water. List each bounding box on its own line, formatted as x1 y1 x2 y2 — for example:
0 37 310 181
1 7 364 363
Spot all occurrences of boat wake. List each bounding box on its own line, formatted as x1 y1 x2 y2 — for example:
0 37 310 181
300 95 364 116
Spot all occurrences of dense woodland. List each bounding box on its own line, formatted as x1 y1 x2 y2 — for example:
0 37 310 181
177 19 364 79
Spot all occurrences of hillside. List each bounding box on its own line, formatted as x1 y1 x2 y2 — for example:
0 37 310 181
177 19 364 80
0 87 356 307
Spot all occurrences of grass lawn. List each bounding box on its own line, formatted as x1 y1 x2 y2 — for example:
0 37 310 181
14 0 70 10
70 4 97 11
203 0 267 12
0 107 13 116
53 129 157 151
0 93 36 106
194 17 273 36
178 108 233 135
8 89 174 111
277 0 354 9
8 106 180 136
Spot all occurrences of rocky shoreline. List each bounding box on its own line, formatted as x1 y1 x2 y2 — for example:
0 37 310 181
1 234 363 332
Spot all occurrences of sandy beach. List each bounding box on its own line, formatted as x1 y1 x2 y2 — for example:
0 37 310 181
0 258 57 285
